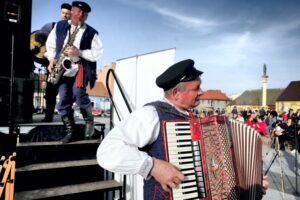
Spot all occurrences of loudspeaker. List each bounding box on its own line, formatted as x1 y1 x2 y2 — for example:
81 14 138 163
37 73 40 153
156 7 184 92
0 0 34 78
0 76 34 125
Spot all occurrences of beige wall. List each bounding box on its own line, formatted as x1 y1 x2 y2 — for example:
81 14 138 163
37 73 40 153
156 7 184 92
276 101 300 112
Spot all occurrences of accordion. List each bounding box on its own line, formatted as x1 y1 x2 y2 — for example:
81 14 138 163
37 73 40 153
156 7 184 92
162 115 263 200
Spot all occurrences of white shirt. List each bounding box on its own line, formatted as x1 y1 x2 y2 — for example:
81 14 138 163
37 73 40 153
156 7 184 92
97 99 190 178
97 105 159 178
45 21 104 77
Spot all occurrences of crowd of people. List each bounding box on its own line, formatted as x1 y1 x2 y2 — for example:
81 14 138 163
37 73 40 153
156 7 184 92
230 106 300 153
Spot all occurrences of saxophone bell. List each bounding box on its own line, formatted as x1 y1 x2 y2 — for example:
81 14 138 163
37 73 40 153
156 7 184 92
62 57 72 70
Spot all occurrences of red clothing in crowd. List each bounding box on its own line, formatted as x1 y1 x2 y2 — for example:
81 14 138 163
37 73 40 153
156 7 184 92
282 113 288 121
254 121 267 136
246 116 254 127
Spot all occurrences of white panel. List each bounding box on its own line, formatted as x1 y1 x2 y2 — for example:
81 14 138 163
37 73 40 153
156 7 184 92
136 49 176 108
111 48 176 200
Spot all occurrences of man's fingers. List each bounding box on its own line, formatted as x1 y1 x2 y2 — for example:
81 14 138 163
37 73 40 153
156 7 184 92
162 184 170 192
173 177 181 185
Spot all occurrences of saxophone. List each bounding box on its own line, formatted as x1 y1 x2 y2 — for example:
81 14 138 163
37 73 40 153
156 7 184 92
47 26 80 85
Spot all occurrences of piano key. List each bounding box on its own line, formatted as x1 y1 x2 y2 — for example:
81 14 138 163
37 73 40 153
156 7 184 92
179 181 196 188
169 158 194 163
173 191 199 199
168 141 191 146
170 154 193 159
173 163 194 169
173 193 199 200
173 186 198 193
181 169 194 175
167 135 191 140
184 175 196 181
166 123 190 127
169 156 193 161
168 147 192 153
180 168 194 172
166 122 189 126
167 129 191 134
173 187 198 195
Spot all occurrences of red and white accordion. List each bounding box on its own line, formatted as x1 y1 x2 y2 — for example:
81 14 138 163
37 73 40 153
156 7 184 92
162 115 263 200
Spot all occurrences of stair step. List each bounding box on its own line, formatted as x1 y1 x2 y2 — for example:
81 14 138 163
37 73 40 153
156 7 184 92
15 159 105 192
16 140 101 166
14 180 122 200
17 159 98 172
17 139 100 147
18 123 105 143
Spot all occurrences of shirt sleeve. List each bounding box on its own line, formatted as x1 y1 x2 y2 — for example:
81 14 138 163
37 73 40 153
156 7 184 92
44 24 57 60
80 33 104 62
97 105 160 178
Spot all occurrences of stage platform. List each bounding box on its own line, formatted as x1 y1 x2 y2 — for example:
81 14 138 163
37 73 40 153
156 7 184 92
0 113 106 143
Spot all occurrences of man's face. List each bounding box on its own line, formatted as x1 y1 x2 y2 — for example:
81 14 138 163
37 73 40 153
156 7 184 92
71 7 88 25
60 8 71 20
175 79 203 109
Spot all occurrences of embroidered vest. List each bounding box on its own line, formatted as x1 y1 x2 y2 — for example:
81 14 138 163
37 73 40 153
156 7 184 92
55 20 98 88
143 101 189 200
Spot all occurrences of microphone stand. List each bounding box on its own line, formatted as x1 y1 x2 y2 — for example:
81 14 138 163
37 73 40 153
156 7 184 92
8 26 20 137
264 136 286 198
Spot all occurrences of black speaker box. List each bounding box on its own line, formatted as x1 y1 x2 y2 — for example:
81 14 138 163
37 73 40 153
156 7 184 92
0 0 34 78
0 76 34 125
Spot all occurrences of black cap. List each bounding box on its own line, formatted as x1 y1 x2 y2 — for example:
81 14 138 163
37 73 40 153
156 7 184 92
156 59 203 90
72 1 91 13
61 3 71 10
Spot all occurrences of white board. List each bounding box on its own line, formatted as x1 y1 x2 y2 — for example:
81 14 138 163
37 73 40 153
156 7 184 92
111 48 175 200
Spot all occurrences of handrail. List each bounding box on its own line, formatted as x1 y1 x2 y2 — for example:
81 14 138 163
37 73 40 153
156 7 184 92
0 152 16 200
106 68 132 122
106 68 134 200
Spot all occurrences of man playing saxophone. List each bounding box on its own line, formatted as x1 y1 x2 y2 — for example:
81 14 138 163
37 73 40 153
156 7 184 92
45 1 104 143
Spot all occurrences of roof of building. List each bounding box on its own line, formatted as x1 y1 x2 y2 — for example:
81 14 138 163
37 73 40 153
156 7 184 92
277 81 300 101
199 90 229 101
87 81 108 97
231 88 284 105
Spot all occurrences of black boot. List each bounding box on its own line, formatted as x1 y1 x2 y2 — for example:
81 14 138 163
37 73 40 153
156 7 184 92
61 115 75 143
81 106 95 140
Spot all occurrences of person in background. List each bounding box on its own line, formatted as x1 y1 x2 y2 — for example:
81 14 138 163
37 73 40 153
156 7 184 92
254 115 267 136
45 1 103 143
97 59 268 199
32 3 72 122
231 106 238 118
236 112 245 123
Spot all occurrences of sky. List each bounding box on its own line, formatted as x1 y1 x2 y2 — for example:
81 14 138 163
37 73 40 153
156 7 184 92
31 0 300 95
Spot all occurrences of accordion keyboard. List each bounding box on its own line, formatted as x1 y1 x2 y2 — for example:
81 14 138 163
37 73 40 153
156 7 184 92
165 121 208 200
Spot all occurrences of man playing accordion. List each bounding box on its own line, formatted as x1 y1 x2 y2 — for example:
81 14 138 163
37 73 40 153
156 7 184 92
97 59 268 200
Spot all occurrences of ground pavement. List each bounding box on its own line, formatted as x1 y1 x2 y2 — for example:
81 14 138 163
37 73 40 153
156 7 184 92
262 137 300 200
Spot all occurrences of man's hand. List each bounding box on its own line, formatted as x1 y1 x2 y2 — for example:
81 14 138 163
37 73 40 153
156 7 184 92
150 157 184 192
64 46 80 57
262 175 269 194
47 59 56 73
